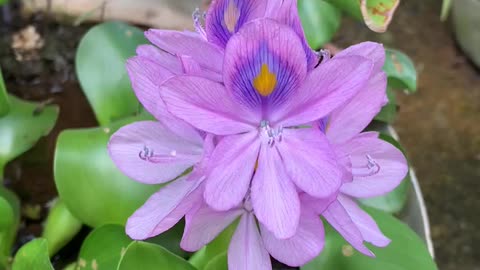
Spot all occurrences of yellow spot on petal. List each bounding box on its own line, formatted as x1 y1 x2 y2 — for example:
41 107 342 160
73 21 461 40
224 1 240 33
253 64 277 97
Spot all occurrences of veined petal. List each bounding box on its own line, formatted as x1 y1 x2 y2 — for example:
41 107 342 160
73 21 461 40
179 55 223 82
204 132 260 211
181 203 244 252
126 176 203 240
160 76 259 135
300 192 338 215
335 42 385 73
338 195 390 247
136 44 183 74
108 121 202 184
274 56 373 127
206 0 267 48
327 72 388 144
338 135 408 198
277 128 342 198
261 209 325 267
224 18 307 112
228 213 272 270
322 200 373 256
252 144 300 239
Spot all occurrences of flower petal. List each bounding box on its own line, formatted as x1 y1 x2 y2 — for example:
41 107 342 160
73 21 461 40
252 144 300 239
335 42 385 73
181 203 244 252
338 195 390 247
261 209 325 267
274 56 373 127
108 121 202 184
228 213 272 270
136 44 183 74
126 176 202 240
224 18 307 112
338 135 409 198
277 128 342 198
160 76 259 135
204 132 260 211
327 72 388 144
322 200 373 256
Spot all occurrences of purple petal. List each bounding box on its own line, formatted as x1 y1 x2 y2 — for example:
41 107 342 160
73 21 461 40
204 132 260 211
277 128 342 198
179 55 223 82
181 203 244 252
228 213 272 270
224 18 307 112
252 144 300 239
338 195 390 247
126 176 203 240
273 56 373 127
160 76 259 135
335 42 385 73
327 72 388 144
338 135 408 198
261 209 325 267
300 193 338 215
108 121 202 184
136 44 183 74
322 200 374 256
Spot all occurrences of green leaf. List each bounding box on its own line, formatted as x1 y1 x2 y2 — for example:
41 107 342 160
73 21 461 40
0 95 59 179
54 114 160 227
117 242 197 270
323 0 363 19
204 252 227 270
298 0 341 49
441 0 452 21
301 207 438 270
41 199 83 257
78 224 132 270
0 187 20 265
0 68 9 117
147 221 188 258
75 21 146 126
12 239 54 270
383 49 417 93
374 87 397 123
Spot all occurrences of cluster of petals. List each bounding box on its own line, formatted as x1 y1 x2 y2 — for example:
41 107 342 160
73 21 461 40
108 0 408 269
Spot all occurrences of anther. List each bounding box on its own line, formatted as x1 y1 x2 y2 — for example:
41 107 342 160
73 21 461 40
192 8 207 40
352 154 381 177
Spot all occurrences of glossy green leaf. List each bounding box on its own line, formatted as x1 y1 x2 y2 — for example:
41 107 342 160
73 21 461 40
0 95 59 179
384 49 417 93
301 207 438 270
117 242 197 270
12 239 54 270
0 68 9 117
298 0 341 49
41 199 83 257
75 21 146 126
54 114 160 227
0 187 20 265
78 224 132 270
147 221 188 258
374 87 397 123
204 252 227 270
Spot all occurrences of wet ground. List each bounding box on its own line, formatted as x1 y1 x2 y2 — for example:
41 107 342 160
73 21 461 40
1 0 479 269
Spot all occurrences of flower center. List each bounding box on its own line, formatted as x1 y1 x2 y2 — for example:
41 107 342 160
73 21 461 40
260 120 283 147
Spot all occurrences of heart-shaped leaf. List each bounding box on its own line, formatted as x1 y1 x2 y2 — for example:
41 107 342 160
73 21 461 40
0 95 59 178
117 242 197 270
41 199 83 257
54 114 161 227
11 239 53 270
0 68 9 117
75 21 146 126
301 207 437 270
383 49 417 93
77 224 132 270
298 0 342 50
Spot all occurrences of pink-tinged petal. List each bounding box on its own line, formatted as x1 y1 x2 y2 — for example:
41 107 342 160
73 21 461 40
179 55 223 82
126 176 202 240
277 128 342 198
300 193 338 215
160 76 259 135
338 195 390 247
335 42 385 73
261 209 325 267
252 144 300 239
181 203 244 251
228 213 272 270
108 121 202 184
136 44 183 74
145 30 224 75
327 72 388 144
274 56 374 127
204 132 260 211
206 0 267 47
224 18 307 112
338 135 408 198
322 200 374 256
126 56 175 118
